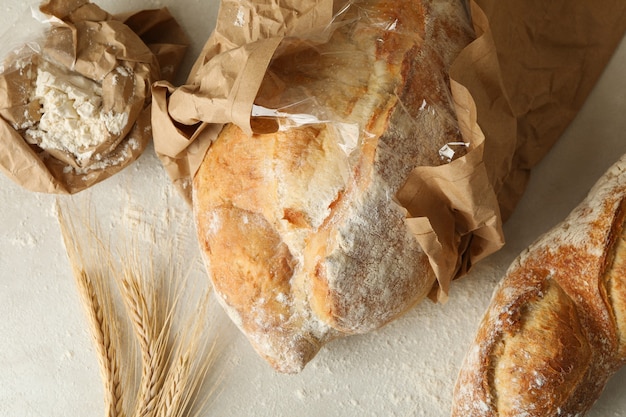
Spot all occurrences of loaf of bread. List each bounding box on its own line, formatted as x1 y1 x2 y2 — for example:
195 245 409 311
193 0 474 373
452 155 626 416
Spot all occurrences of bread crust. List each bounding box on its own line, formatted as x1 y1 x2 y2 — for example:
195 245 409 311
452 155 626 416
193 0 473 372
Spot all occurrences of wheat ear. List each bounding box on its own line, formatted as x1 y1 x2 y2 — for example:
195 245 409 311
117 270 168 417
57 208 125 417
75 269 125 417
156 291 220 417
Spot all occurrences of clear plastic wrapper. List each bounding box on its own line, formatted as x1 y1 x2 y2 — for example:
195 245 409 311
0 0 189 194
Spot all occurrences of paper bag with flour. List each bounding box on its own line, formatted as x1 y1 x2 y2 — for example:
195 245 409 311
0 0 189 194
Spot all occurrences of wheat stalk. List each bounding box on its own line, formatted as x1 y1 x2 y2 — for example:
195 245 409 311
157 351 192 417
58 209 125 417
56 200 220 417
79 269 125 417
157 291 221 417
118 275 164 417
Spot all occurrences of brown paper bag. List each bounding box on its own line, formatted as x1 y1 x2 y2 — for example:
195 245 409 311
151 0 626 300
460 0 626 219
421 0 626 297
0 0 189 194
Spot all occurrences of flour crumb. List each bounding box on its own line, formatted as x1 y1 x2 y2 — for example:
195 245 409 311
10 232 37 247
234 7 246 27
115 66 130 77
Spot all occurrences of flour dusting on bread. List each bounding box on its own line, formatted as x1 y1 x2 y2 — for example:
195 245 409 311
193 0 474 372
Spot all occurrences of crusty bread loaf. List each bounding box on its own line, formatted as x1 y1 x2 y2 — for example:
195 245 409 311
451 154 626 416
193 0 474 373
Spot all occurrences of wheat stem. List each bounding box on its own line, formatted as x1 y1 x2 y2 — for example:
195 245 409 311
58 209 125 417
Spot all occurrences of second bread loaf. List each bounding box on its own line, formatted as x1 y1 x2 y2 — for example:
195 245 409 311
452 154 626 416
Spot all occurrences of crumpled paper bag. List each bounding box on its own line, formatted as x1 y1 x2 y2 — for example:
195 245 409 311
0 0 189 194
151 0 626 300
425 0 626 298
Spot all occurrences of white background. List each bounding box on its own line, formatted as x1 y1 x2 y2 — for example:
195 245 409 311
1 1 625 416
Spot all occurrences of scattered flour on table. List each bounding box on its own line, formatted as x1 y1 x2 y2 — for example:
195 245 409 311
9 231 37 247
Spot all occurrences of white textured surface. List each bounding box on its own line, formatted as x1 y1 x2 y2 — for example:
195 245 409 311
1 1 626 416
